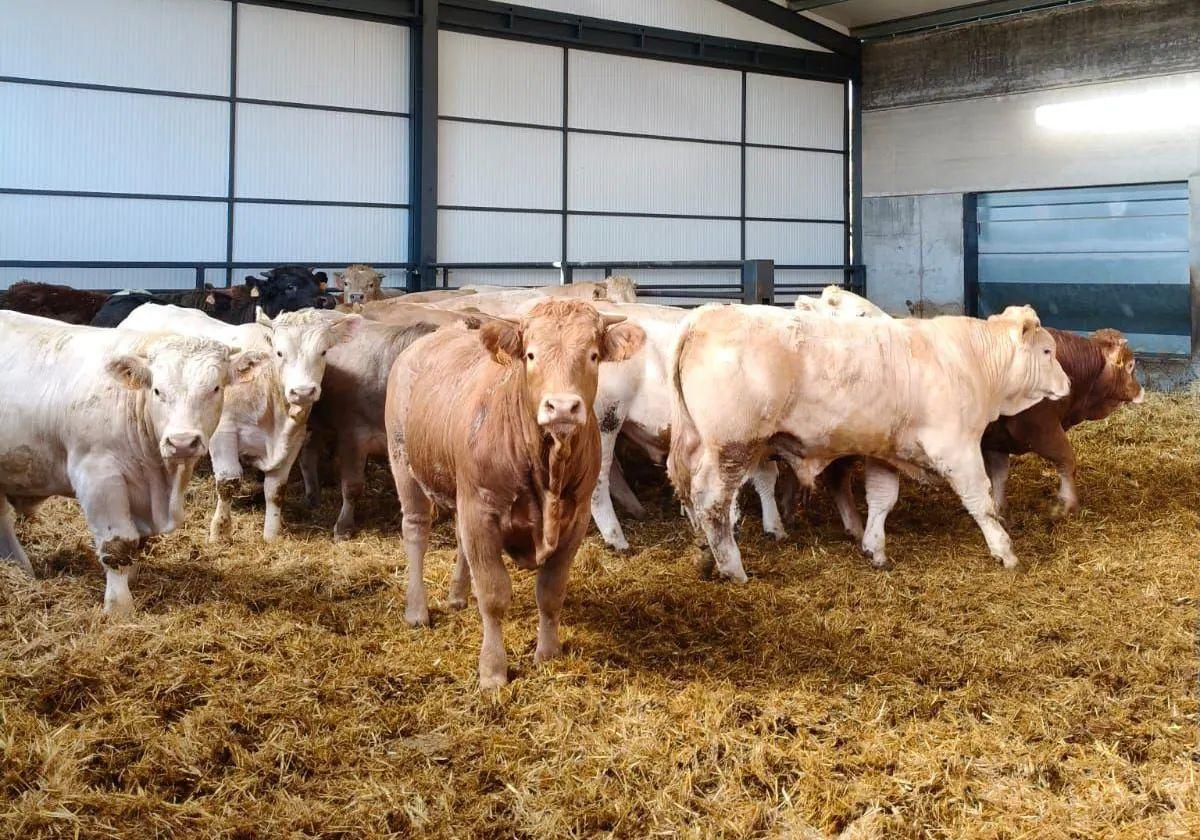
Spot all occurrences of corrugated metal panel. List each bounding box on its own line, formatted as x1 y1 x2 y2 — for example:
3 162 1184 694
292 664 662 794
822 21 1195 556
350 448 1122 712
439 32 562 125
976 182 1190 353
569 134 739 215
569 51 740 141
237 4 409 112
0 267 200 292
775 268 845 291
745 147 844 220
512 0 823 51
0 0 230 95
745 221 843 265
0 195 226 262
443 269 561 288
233 204 408 263
0 83 228 196
440 121 561 209
746 74 844 150
235 104 408 203
438 211 561 263
568 217 739 262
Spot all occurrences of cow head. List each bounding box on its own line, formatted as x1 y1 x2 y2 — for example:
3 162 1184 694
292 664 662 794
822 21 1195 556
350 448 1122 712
257 309 364 407
988 305 1071 415
818 286 886 319
604 276 638 303
105 336 266 464
244 266 337 317
1090 328 1145 413
478 299 645 439
335 264 386 305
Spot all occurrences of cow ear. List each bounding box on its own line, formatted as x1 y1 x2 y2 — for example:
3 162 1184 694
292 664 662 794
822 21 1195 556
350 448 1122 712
330 313 364 345
601 321 646 363
1092 328 1128 364
992 305 1041 344
228 349 268 384
106 354 151 390
479 319 522 363
255 308 274 328
332 272 345 289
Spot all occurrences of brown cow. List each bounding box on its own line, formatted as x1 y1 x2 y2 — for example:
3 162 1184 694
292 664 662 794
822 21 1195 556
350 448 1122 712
385 299 644 688
300 310 479 540
983 327 1144 516
0 281 111 324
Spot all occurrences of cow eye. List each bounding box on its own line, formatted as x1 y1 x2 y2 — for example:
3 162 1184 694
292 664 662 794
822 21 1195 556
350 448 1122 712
1043 348 1051 355
153 388 161 398
276 351 283 358
212 385 220 394
590 351 599 363
526 352 535 361
321 350 327 357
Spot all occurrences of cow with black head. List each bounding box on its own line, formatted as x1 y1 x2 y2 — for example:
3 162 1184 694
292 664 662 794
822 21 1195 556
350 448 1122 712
245 266 337 318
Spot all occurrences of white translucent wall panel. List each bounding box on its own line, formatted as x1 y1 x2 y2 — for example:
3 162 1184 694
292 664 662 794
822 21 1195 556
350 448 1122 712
746 74 844 150
0 83 228 196
569 51 740 141
233 204 408 263
237 5 408 112
568 217 739 262
445 269 561 289
440 122 562 209
1 0 230 95
569 135 739 215
440 32 562 125
0 195 225 262
236 105 408 203
746 148 844 220
0 268 201 292
745 222 843 265
514 1 823 50
620 268 740 288
439 211 560 263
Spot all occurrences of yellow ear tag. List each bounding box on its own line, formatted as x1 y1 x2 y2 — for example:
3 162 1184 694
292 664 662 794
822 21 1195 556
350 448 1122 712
250 286 260 298
205 293 216 305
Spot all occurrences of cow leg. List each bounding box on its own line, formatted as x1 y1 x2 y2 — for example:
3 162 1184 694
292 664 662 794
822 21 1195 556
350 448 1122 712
750 461 787 540
333 434 368 542
390 450 434 627
446 540 471 610
590 427 630 551
983 450 1011 517
534 521 587 665
73 460 142 616
208 422 242 543
1035 426 1079 516
826 458 865 541
299 441 321 508
262 442 303 542
860 460 900 570
608 459 646 520
690 445 750 583
457 502 511 689
0 496 34 577
931 446 1021 569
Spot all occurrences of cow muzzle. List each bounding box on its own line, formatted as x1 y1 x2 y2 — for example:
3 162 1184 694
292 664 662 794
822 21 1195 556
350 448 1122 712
287 384 320 406
162 431 206 460
538 393 586 435
347 293 365 304
1132 385 1146 404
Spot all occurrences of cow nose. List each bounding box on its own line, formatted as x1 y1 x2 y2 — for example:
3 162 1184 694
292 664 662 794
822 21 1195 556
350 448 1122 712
316 295 336 309
348 293 364 304
166 433 203 456
288 384 319 405
538 394 585 430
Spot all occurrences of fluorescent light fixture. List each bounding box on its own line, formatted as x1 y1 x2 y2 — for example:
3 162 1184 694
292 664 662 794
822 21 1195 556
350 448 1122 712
1035 86 1200 133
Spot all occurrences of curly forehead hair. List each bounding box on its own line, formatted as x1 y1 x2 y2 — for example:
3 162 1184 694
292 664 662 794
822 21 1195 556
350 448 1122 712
522 297 605 331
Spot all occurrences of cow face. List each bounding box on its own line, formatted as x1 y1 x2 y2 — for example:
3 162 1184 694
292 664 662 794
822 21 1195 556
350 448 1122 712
1091 328 1145 411
989 305 1071 415
479 299 646 438
258 310 364 407
246 267 337 317
336 264 386 305
105 337 266 464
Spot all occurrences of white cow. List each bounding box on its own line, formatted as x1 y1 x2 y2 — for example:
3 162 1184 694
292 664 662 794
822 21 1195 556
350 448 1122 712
120 304 363 541
0 311 262 613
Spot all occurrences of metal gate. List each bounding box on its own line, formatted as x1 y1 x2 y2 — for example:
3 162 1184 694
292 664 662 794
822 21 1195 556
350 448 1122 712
970 182 1190 354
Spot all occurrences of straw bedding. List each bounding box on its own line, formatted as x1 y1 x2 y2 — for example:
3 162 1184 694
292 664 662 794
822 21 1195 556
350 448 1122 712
2 394 1198 837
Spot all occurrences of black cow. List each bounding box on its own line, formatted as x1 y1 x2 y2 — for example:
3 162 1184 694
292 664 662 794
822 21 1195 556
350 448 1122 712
90 266 335 327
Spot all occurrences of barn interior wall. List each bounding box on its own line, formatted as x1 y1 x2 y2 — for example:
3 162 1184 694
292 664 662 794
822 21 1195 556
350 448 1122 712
860 0 1200 317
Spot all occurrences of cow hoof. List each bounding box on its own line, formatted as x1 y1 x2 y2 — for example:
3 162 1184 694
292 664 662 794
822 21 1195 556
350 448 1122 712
869 556 893 571
446 597 468 611
999 558 1025 572
765 527 787 541
405 606 431 627
605 537 631 553
534 642 563 665
478 672 509 691
103 595 135 619
718 567 749 584
332 530 353 544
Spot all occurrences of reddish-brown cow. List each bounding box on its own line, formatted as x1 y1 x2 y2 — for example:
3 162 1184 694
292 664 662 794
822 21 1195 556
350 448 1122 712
0 281 111 325
385 298 644 688
983 327 1144 515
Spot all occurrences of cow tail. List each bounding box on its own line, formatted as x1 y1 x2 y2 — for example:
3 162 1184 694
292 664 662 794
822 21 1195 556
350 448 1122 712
667 314 700 506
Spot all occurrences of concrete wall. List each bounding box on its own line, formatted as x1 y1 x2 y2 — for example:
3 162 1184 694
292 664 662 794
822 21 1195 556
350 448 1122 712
863 193 964 316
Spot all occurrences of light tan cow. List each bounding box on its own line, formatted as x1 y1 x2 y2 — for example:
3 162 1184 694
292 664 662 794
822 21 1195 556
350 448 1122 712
668 304 1070 582
437 277 637 315
794 286 887 319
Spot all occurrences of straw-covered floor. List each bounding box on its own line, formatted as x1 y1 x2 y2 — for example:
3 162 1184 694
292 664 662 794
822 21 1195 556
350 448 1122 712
2 394 1198 837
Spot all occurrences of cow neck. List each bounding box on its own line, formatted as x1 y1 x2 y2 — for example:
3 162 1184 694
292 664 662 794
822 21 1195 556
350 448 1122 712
123 388 189 531
500 361 582 565
966 320 1019 406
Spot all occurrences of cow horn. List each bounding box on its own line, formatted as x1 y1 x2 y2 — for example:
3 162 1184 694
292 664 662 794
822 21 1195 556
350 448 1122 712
601 313 627 327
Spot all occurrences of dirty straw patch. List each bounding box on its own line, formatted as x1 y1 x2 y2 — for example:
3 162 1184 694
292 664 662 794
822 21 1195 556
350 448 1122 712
2 394 1199 837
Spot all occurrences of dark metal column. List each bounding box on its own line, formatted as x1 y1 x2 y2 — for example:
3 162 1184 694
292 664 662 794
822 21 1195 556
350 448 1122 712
412 0 439 291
